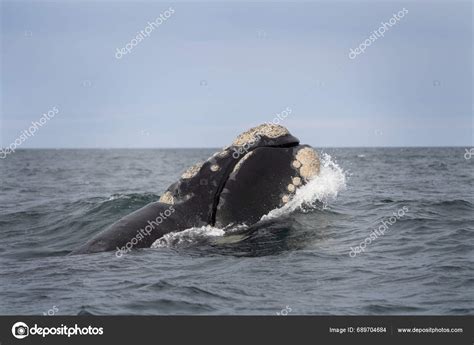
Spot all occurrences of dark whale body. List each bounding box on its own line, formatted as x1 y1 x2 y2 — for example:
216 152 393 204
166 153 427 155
71 124 320 255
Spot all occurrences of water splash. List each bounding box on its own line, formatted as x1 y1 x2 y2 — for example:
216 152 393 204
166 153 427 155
151 225 225 248
262 153 347 220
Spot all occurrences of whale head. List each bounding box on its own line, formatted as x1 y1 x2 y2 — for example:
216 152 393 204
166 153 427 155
159 123 320 228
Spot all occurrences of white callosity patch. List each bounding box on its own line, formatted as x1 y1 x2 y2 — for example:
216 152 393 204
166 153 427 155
163 148 227 204
232 123 289 146
292 160 302 169
295 147 320 180
283 148 320 204
181 162 203 179
218 150 229 158
159 191 175 205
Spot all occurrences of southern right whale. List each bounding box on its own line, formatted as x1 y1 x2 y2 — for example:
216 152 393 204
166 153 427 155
71 124 320 255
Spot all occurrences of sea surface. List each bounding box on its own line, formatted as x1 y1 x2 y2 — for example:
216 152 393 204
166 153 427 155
0 148 472 315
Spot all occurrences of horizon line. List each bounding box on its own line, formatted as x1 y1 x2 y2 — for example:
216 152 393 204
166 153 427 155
2 145 472 150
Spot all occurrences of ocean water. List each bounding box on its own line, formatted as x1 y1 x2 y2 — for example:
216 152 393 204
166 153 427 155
0 148 472 315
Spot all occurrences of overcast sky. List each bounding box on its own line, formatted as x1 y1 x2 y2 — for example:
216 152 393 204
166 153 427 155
1 0 472 148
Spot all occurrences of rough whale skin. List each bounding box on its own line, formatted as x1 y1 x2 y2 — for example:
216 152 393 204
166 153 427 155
71 124 320 255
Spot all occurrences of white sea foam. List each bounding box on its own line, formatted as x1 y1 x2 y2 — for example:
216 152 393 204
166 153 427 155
151 225 225 248
151 153 346 248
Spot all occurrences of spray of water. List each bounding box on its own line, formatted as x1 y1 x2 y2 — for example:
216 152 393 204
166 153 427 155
262 153 346 220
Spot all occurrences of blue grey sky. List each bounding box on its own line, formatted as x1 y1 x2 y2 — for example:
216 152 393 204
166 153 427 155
1 0 472 148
